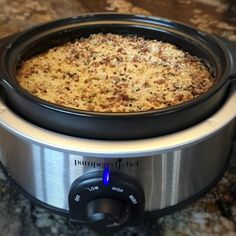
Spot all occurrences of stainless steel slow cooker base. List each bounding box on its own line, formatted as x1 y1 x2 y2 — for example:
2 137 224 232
0 149 231 222
0 123 234 213
0 84 236 217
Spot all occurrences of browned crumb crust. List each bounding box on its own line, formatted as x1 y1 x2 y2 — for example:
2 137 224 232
16 33 214 112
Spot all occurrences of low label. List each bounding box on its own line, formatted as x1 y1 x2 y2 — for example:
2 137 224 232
85 186 99 192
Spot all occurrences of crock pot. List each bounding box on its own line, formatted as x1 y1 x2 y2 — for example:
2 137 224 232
0 13 236 140
0 13 236 234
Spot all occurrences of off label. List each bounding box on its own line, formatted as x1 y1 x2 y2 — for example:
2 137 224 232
74 194 81 202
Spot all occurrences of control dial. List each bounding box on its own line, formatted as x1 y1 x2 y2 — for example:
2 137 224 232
69 171 145 233
86 198 129 231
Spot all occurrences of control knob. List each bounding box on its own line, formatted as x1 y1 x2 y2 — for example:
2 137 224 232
69 170 145 233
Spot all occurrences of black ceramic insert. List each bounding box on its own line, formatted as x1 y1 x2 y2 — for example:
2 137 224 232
0 13 235 139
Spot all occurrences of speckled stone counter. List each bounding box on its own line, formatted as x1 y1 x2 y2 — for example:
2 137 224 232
0 0 236 235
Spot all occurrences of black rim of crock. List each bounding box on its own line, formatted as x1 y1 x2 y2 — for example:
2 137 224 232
0 13 233 118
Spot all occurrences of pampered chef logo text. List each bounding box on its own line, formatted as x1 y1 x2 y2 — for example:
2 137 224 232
74 158 140 170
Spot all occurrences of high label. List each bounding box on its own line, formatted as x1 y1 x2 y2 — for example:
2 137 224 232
112 187 124 193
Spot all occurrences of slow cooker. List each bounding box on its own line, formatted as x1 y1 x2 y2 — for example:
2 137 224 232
0 13 236 234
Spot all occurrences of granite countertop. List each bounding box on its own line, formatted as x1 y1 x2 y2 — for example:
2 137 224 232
1 0 236 235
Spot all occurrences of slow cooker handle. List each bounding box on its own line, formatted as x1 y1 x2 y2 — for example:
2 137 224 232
0 33 18 54
219 37 236 80
223 38 236 141
0 34 19 89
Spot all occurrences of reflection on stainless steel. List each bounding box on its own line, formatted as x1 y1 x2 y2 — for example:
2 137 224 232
0 123 233 212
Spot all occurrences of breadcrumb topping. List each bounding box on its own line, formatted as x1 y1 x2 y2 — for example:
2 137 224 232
16 33 215 112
